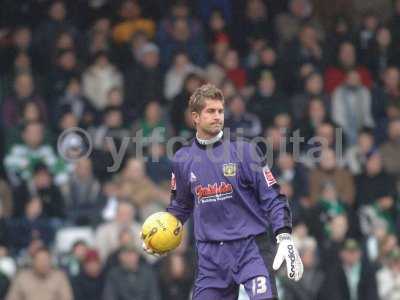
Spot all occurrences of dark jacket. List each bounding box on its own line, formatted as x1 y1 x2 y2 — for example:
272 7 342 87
322 261 379 300
103 264 160 300
72 270 104 300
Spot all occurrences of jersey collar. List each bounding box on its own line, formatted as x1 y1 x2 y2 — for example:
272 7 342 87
195 130 223 146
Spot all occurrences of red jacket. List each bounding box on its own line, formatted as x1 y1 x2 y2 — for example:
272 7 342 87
324 66 373 94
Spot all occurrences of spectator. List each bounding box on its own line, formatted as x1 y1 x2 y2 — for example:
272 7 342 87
33 1 78 72
72 249 104 300
0 26 34 73
380 118 400 184
91 106 129 151
0 180 13 218
355 151 397 207
332 70 374 146
247 72 289 128
116 158 170 218
236 0 275 51
2 72 47 129
275 0 317 48
319 214 349 266
170 73 203 134
158 17 207 67
46 49 79 105
366 27 399 80
4 122 68 187
356 12 380 63
64 158 102 225
276 152 309 201
284 24 325 91
56 77 96 127
159 252 194 300
309 148 355 206
291 72 330 123
344 127 376 175
94 201 141 262
300 122 339 168
7 197 54 253
222 49 247 90
86 17 113 59
371 66 400 125
205 35 229 85
164 51 203 101
4 100 50 152
59 240 88 278
131 101 173 148
324 239 379 300
225 94 262 139
146 143 172 185
124 43 163 114
318 182 347 220
103 242 160 300
157 1 204 66
250 46 283 87
390 0 400 46
281 237 326 300
6 247 72 300
376 248 400 300
298 99 332 147
205 9 231 52
82 51 123 111
12 163 66 220
325 16 354 64
112 0 156 44
324 42 373 93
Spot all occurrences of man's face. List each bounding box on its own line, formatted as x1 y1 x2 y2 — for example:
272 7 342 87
389 120 400 141
192 99 224 137
119 250 139 270
23 123 44 148
84 260 102 277
33 251 52 276
339 43 355 68
340 249 361 267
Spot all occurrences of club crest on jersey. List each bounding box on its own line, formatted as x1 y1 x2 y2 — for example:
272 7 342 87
195 182 233 203
262 165 277 187
170 172 176 190
223 163 237 176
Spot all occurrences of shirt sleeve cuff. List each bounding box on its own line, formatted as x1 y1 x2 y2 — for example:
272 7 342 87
275 226 292 237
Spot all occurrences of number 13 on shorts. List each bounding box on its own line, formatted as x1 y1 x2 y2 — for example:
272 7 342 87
252 276 267 295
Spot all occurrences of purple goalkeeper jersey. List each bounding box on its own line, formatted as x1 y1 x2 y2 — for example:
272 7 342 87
166 135 292 242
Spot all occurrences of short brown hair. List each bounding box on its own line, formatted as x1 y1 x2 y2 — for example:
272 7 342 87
189 84 224 113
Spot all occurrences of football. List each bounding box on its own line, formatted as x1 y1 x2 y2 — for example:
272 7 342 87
141 212 183 253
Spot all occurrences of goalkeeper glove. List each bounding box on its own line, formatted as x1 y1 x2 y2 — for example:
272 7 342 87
273 233 304 281
139 231 167 257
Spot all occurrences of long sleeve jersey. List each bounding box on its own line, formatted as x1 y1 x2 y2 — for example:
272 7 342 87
166 136 292 242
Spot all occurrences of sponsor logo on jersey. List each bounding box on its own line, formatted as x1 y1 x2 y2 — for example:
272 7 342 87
195 182 233 203
223 163 237 176
262 165 277 187
170 172 176 190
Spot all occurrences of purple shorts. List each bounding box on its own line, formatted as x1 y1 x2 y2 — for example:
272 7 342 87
192 234 278 300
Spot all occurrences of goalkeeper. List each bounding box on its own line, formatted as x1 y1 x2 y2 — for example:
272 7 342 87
142 84 303 300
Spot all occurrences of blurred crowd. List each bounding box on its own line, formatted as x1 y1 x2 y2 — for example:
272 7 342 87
0 0 399 299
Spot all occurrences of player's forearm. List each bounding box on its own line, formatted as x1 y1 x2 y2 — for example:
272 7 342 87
265 193 292 236
166 200 192 224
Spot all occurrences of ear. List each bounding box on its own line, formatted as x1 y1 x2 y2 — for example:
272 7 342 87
192 111 199 126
